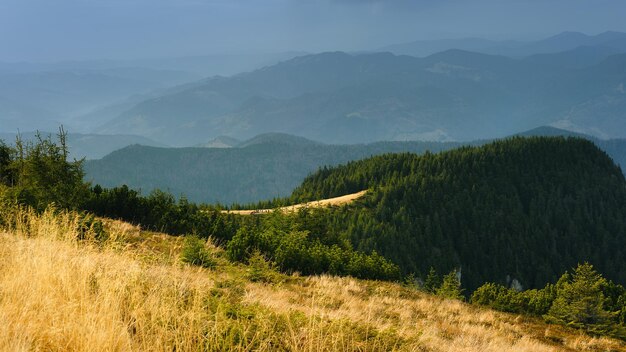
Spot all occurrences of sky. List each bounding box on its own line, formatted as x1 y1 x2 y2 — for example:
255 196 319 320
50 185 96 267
1 0 625 62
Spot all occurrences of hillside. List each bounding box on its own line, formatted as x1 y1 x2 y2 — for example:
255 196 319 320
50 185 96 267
96 46 626 146
236 132 322 148
4 133 626 347
524 45 623 69
517 126 626 168
0 206 623 351
85 136 626 294
196 135 241 148
285 137 626 292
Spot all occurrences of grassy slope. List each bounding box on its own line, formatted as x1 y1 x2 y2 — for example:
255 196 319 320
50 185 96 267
223 190 368 215
0 208 624 351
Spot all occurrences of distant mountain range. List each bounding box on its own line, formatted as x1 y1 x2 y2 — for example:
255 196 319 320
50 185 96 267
95 43 626 145
195 136 241 148
83 127 626 204
4 31 626 147
380 31 626 58
0 52 304 134
0 52 306 78
0 68 199 133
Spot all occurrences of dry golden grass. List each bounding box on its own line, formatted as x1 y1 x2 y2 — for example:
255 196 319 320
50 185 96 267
0 206 624 351
223 190 368 215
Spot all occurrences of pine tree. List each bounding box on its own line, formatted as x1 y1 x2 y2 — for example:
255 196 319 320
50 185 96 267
247 250 280 283
436 270 464 300
424 267 442 294
545 263 617 336
8 129 89 210
0 140 14 186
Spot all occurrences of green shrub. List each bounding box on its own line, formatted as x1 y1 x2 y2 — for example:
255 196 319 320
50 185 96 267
226 225 400 281
181 235 216 268
471 282 556 316
76 213 107 242
472 263 626 340
247 250 280 283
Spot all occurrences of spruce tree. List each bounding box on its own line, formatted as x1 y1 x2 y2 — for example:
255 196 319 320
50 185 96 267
0 140 13 186
436 270 464 300
545 263 617 336
424 267 442 294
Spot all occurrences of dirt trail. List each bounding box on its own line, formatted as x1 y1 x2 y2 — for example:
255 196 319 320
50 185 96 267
223 190 368 215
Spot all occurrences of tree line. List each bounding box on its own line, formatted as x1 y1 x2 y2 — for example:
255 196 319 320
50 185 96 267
0 132 400 281
471 263 626 339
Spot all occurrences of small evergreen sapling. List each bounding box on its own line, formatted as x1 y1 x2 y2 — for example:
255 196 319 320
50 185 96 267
181 235 216 268
436 270 464 300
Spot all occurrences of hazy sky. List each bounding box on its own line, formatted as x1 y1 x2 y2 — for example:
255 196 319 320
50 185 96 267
1 0 625 62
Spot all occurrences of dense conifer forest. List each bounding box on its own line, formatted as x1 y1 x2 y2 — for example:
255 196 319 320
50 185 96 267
288 137 626 291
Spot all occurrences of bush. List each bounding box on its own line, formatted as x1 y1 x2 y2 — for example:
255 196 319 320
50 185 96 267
76 213 107 242
424 267 442 294
226 225 401 281
247 250 281 283
181 235 216 268
472 263 626 340
471 282 555 315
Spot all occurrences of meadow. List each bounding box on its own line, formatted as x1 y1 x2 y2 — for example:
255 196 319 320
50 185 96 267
0 205 623 351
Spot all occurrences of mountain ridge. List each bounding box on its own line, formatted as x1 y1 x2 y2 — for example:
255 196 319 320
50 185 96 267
84 127 626 204
381 31 626 58
95 44 626 146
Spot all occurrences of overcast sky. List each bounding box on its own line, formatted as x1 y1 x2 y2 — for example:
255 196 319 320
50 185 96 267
1 0 625 62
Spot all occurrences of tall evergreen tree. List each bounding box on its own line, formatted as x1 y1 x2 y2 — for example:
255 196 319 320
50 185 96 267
0 140 14 186
437 270 464 300
545 263 617 336
424 267 442 294
2 128 89 210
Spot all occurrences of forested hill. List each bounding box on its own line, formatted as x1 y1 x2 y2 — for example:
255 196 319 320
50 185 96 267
287 137 626 291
